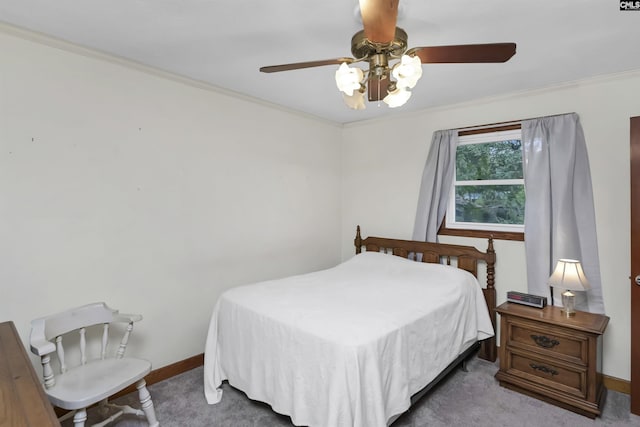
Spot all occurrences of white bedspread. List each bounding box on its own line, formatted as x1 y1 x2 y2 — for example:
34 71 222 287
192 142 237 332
204 252 494 427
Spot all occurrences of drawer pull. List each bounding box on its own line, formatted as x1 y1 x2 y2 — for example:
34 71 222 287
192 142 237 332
529 363 559 376
530 334 560 348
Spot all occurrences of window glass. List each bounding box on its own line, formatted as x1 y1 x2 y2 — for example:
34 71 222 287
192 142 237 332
445 128 524 234
456 139 523 181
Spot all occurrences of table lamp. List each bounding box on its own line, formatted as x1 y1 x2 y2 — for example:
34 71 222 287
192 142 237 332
548 259 590 317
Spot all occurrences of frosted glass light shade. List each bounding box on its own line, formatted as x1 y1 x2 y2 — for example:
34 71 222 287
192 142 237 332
343 89 366 110
383 87 411 108
392 55 423 89
335 63 364 96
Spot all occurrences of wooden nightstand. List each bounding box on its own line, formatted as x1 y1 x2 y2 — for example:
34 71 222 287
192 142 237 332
495 302 609 418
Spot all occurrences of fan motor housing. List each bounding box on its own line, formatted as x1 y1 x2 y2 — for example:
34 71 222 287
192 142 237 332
351 27 408 59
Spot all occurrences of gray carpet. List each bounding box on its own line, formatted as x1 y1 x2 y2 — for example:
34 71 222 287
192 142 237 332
67 357 640 427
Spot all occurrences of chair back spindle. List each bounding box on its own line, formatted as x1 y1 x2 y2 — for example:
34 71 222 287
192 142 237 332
101 323 109 360
117 322 134 359
55 336 66 374
79 327 87 365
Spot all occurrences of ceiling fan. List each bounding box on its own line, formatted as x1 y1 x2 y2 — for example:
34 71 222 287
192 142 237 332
259 0 516 110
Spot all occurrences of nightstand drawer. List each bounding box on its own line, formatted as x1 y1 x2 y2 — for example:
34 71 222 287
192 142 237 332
506 348 587 398
507 318 588 365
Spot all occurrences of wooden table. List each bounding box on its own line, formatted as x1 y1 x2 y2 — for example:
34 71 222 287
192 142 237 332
0 320 60 427
495 302 609 418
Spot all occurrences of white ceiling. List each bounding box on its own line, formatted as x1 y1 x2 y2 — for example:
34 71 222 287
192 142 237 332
1 1 639 125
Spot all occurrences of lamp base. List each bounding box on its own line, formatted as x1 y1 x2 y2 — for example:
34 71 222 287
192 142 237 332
561 290 577 318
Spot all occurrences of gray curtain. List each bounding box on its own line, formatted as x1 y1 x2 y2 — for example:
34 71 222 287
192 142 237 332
412 130 458 242
522 113 605 313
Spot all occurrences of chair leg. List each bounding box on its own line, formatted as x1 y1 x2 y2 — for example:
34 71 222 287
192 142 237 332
136 378 159 427
73 408 87 427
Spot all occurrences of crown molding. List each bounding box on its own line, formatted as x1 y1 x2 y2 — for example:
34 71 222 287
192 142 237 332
0 22 342 128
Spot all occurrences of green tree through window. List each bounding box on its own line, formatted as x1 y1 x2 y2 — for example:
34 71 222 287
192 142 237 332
456 140 523 181
455 139 524 225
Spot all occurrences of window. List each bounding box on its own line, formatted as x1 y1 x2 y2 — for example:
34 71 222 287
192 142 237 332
440 126 525 240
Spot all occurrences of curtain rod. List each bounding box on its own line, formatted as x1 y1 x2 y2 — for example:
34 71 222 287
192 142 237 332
450 112 577 133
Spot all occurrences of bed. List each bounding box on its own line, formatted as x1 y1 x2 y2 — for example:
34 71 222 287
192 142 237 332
204 226 497 427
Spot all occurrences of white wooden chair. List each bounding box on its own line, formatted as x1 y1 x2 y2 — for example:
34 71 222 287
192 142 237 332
30 302 159 427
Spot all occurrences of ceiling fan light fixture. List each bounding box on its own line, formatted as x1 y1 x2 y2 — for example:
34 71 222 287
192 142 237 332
392 54 422 89
335 63 364 96
343 88 366 110
260 1 516 114
383 86 411 108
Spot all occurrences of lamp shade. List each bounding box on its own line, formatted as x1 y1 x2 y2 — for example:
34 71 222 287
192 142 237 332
391 55 423 89
342 89 366 110
335 63 364 96
383 87 411 108
548 259 591 291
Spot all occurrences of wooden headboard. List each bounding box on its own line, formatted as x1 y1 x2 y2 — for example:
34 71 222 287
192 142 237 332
353 225 497 362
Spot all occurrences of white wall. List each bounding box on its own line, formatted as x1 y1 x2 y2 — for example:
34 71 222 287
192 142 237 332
341 70 640 381
3 25 638 383
0 29 343 369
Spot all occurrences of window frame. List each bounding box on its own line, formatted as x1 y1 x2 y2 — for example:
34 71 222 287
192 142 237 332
438 124 525 242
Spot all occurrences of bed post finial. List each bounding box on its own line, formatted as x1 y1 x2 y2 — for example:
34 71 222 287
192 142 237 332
354 225 362 254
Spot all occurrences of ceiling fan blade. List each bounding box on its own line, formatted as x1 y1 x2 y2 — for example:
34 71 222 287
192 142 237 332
359 0 400 44
406 43 516 64
368 76 390 102
260 58 354 73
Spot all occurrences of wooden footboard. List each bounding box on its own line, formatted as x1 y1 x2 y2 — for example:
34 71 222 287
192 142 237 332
353 225 497 362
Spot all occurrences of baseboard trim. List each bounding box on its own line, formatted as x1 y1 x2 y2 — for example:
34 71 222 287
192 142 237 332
113 353 205 399
603 374 631 395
